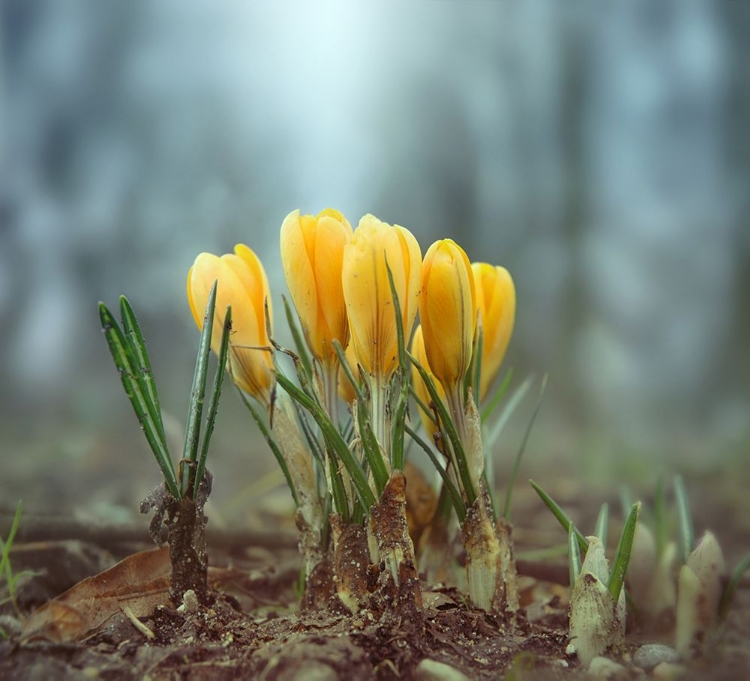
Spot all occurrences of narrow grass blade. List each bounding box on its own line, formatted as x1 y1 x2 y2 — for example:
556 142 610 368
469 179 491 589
409 352 475 506
193 305 231 498
608 502 640 602
328 456 350 519
480 367 514 422
594 503 609 548
674 475 695 564
282 295 314 381
181 281 217 495
529 479 588 555
719 552 750 621
568 522 582 588
485 375 533 454
276 371 375 509
295 403 326 470
236 387 299 507
119 297 167 446
0 501 22 584
503 374 547 521
405 424 465 523
99 302 179 498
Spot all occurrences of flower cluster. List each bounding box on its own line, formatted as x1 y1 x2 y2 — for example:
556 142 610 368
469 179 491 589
187 208 516 611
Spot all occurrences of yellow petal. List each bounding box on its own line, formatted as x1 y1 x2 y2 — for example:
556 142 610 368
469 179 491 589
420 240 476 392
472 263 515 400
342 215 422 381
187 245 275 405
280 208 352 362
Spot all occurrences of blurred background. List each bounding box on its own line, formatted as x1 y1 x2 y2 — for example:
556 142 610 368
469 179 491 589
1 0 749 522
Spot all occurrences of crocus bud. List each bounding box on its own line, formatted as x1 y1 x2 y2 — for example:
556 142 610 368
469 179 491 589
187 245 274 406
471 263 515 401
342 215 422 382
280 208 353 363
420 240 477 393
676 531 725 659
410 325 445 441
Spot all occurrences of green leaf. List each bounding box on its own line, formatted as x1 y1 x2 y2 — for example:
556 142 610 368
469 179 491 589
480 367 514 422
355 396 389 497
409 351 476 506
119 297 167 447
674 475 694 564
503 374 547 520
594 503 609 548
99 302 179 498
608 502 640 602
469 323 483 405
529 479 589 555
276 371 375 509
568 522 582 588
181 281 217 496
282 295 314 382
385 259 410 472
193 305 231 498
236 387 299 507
719 552 750 621
405 425 465 523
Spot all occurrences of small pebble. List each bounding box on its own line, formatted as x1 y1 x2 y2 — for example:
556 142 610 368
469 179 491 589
633 644 680 671
415 659 471 681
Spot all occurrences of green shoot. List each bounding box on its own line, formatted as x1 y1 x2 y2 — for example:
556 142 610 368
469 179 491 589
608 502 640 602
674 475 694 564
99 300 179 498
503 374 547 520
530 479 589 555
484 375 533 455
594 503 609 548
181 282 217 495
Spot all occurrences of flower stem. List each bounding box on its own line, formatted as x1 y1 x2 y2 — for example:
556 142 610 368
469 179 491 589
322 360 339 428
369 375 390 462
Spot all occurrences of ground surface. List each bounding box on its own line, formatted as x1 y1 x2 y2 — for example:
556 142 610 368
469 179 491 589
1 470 748 680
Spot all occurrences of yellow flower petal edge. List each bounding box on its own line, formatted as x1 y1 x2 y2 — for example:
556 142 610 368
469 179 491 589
280 208 353 363
420 239 477 393
187 245 275 406
472 262 515 400
342 214 422 382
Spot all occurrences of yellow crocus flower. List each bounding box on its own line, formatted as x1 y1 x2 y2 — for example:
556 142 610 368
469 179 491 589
472 263 515 401
187 245 275 406
280 208 353 364
410 325 445 442
420 239 477 394
342 214 422 383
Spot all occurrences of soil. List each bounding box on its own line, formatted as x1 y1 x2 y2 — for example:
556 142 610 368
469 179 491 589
1 474 748 680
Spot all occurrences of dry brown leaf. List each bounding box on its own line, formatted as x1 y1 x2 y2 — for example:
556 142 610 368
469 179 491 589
22 547 172 643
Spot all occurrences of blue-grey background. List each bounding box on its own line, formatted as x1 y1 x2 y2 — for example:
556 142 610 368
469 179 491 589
1 0 748 519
